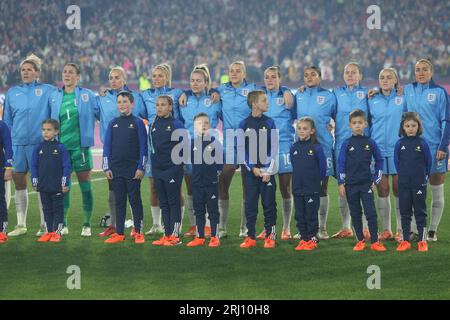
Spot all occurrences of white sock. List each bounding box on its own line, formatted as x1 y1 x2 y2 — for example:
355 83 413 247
37 193 45 227
218 199 229 230
180 206 185 231
151 206 161 226
282 197 292 231
394 196 402 233
377 196 391 232
430 184 445 232
15 189 28 227
339 196 351 230
240 200 247 230
411 214 418 234
186 194 196 226
319 195 329 231
5 180 11 209
108 191 116 227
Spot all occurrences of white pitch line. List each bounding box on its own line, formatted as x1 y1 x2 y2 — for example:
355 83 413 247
10 177 107 198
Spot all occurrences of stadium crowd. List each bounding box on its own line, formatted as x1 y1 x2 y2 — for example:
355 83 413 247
0 0 449 87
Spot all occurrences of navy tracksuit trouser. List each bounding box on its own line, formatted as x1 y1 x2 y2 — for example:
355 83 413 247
345 182 378 243
112 177 143 235
243 169 277 239
40 191 65 234
193 185 220 238
399 184 427 241
294 194 319 241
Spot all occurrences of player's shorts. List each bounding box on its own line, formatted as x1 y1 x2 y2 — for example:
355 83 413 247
276 143 293 175
145 150 153 178
12 145 36 173
68 147 93 172
323 145 335 177
430 145 449 174
223 137 239 167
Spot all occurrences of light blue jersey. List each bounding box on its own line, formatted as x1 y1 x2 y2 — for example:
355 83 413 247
179 90 222 138
94 87 144 144
264 88 295 174
140 86 184 123
333 85 369 160
404 80 450 173
295 86 336 176
3 81 55 145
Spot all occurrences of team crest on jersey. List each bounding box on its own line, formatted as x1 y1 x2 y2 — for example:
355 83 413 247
364 144 370 151
53 149 59 155
427 93 436 102
35 89 42 97
81 94 89 102
204 98 211 107
395 97 403 105
277 98 284 105
415 146 421 152
356 91 365 99
261 126 267 131
129 124 135 129
166 125 172 131
39 150 43 155
308 149 314 156
316 96 325 105
242 89 249 97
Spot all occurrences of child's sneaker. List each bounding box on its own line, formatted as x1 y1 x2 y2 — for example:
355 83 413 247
281 230 292 240
184 226 196 237
240 237 256 248
378 230 393 241
163 236 182 246
104 233 125 243
295 240 309 251
256 230 266 240
38 232 54 242
99 226 116 237
396 240 411 251
353 240 366 251
50 233 62 242
209 236 220 247
134 233 145 244
418 241 428 252
370 241 387 252
0 232 8 243
152 236 170 246
305 240 318 251
187 237 206 247
263 237 276 249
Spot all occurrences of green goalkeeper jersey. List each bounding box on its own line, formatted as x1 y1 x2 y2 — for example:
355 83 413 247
59 91 81 150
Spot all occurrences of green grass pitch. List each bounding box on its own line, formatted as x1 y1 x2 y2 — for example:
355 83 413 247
1 172 449 300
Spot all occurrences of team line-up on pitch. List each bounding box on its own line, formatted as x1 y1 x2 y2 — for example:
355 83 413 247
0 55 448 253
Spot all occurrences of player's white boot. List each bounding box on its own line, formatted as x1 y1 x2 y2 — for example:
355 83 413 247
239 227 248 238
36 225 46 237
8 226 27 237
61 227 69 235
81 226 91 237
293 232 301 240
218 229 228 238
145 224 164 235
317 229 330 240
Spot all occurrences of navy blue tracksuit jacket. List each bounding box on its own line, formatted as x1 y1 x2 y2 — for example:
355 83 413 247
150 115 185 237
0 121 13 234
103 114 147 235
394 136 432 241
290 139 326 241
191 135 223 238
337 134 383 243
31 139 71 233
238 114 278 240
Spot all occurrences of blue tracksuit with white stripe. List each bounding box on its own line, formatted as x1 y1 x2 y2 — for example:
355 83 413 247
264 88 295 174
102 115 147 235
150 115 185 237
404 80 450 173
368 90 407 174
290 139 326 241
337 134 383 243
394 136 432 241
31 139 71 234
141 86 184 177
238 114 278 240
179 90 222 175
333 85 369 164
294 86 336 176
0 121 13 234
3 81 55 173
191 135 223 238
